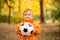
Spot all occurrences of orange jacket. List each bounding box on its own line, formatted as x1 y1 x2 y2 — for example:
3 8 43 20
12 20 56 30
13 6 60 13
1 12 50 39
16 19 41 40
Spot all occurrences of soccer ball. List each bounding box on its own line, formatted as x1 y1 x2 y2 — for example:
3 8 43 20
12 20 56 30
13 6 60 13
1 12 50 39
19 22 34 36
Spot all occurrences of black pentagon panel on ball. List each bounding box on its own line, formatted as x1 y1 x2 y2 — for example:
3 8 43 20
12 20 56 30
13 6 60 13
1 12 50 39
21 24 24 26
23 28 28 33
28 24 32 27
30 30 33 34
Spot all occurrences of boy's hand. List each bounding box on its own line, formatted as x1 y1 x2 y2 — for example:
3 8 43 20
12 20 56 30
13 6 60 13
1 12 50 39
18 29 23 35
18 29 21 33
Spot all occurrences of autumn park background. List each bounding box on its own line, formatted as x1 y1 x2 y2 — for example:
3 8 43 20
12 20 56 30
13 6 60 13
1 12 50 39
0 0 60 40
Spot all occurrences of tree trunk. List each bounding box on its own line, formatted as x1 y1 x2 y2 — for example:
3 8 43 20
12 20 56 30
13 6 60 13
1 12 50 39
0 8 1 15
0 1 2 15
18 0 20 13
8 6 11 24
40 0 45 23
5 0 12 24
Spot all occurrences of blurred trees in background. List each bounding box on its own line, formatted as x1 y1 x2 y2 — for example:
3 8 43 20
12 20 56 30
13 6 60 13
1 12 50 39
0 0 15 23
51 0 60 31
0 0 60 24
0 0 5 14
51 0 60 22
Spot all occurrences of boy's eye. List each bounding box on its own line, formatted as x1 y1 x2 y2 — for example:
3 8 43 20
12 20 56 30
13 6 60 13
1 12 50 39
21 24 24 26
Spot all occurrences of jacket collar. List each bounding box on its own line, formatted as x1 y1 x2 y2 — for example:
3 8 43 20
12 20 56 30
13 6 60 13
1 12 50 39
23 19 33 23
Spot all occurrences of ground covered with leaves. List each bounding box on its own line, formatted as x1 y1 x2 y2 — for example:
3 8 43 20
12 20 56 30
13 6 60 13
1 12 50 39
0 23 60 40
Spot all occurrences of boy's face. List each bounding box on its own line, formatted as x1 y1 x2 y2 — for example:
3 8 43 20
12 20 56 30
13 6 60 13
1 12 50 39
23 10 32 20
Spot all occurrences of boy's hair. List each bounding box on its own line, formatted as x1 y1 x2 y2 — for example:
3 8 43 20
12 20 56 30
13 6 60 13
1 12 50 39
23 9 32 14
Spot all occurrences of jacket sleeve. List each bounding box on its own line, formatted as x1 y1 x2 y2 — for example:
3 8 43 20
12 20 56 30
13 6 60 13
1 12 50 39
33 21 41 35
16 21 23 35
